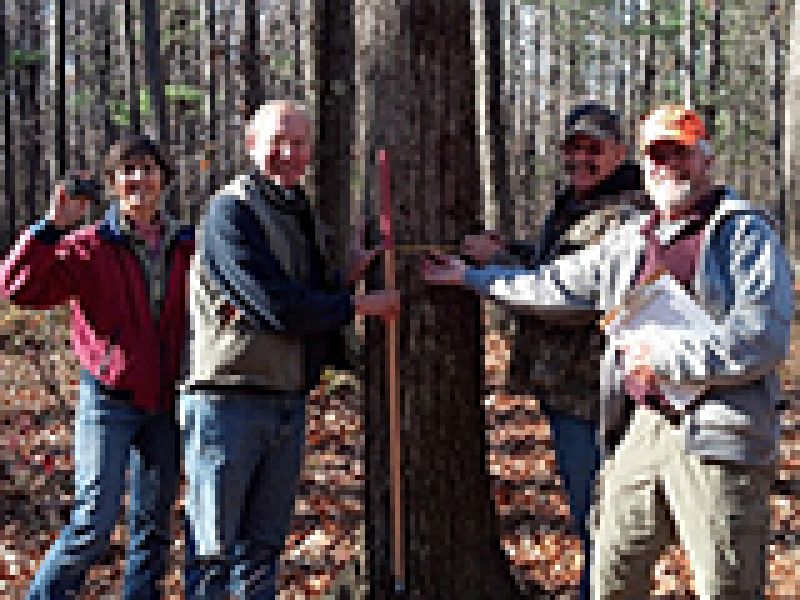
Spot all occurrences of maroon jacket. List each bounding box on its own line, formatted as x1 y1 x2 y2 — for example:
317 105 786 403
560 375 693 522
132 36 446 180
0 205 194 412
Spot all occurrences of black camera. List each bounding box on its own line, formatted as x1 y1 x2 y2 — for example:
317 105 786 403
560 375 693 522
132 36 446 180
64 175 99 202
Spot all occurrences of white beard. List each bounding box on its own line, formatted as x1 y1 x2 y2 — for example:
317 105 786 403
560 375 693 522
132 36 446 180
645 176 693 216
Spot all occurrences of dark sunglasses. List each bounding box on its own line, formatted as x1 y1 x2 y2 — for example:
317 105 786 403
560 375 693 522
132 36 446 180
643 141 692 164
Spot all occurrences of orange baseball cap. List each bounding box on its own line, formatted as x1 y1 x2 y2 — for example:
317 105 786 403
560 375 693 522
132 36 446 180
639 105 709 154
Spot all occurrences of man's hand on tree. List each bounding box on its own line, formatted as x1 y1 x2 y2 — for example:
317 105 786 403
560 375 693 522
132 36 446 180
460 231 506 266
419 251 468 286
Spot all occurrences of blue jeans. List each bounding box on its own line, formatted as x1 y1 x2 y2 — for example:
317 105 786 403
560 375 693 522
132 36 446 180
27 371 179 600
180 390 307 600
540 403 600 600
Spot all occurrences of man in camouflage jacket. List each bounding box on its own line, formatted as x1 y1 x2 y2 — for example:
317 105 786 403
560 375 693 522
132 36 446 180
462 102 649 600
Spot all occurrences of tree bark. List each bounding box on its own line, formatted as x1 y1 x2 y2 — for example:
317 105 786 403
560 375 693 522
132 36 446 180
52 0 66 179
643 1 656 108
310 0 355 268
289 0 303 98
100 1 114 148
22 3 41 224
474 0 511 234
141 0 167 144
358 1 524 597
199 0 218 223
682 0 695 106
222 4 234 181
0 0 14 252
786 0 799 260
507 0 525 221
241 0 263 120
705 0 721 136
770 0 786 242
123 0 140 132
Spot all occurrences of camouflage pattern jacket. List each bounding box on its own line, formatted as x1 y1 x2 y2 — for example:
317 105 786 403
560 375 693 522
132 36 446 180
500 162 648 421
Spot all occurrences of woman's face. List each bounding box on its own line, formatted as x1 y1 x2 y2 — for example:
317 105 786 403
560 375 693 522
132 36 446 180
111 155 165 224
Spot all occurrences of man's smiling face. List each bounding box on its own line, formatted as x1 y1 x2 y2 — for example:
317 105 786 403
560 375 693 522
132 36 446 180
642 139 712 216
247 105 312 188
112 155 165 225
562 132 625 194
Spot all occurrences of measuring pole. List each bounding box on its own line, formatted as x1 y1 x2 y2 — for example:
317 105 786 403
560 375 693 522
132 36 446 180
378 148 404 594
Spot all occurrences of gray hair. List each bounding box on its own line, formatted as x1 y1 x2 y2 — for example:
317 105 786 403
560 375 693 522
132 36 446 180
246 100 310 139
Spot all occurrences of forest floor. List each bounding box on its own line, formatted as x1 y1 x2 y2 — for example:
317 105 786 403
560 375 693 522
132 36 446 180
0 304 797 598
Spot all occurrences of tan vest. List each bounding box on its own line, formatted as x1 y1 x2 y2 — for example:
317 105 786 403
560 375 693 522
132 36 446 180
184 175 312 392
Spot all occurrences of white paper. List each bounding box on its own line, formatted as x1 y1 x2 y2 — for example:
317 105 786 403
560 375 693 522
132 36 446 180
606 273 714 411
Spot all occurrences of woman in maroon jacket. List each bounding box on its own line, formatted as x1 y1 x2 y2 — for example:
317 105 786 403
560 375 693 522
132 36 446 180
0 136 193 600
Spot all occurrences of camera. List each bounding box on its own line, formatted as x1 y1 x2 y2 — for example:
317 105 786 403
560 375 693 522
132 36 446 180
64 175 99 202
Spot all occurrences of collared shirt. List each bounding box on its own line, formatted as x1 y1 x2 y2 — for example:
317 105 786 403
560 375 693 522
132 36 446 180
118 209 181 320
624 187 724 410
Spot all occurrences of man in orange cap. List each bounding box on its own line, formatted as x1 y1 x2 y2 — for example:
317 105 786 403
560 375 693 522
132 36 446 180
638 104 714 219
421 104 792 598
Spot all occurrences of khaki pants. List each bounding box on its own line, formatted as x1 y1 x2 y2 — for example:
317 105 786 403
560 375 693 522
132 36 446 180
591 407 772 600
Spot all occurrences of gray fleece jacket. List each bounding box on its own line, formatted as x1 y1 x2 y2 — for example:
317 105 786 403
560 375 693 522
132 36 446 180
465 189 794 465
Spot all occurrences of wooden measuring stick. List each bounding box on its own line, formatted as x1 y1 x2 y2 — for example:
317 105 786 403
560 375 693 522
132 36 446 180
378 148 405 594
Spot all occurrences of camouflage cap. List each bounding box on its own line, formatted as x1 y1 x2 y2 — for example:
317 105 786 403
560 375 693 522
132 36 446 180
563 102 623 143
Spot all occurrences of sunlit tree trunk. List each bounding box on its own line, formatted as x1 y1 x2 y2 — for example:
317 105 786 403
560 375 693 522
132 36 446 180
357 1 525 596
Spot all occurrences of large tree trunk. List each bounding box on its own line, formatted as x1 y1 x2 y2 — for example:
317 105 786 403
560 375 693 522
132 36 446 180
357 1 523 597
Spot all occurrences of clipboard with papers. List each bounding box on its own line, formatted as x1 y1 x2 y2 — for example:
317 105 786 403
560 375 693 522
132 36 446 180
600 270 715 412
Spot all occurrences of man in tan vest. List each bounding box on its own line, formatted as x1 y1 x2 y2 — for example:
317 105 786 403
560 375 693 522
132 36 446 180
181 100 399 599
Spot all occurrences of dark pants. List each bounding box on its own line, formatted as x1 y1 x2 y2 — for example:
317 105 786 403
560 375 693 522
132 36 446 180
540 402 600 600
